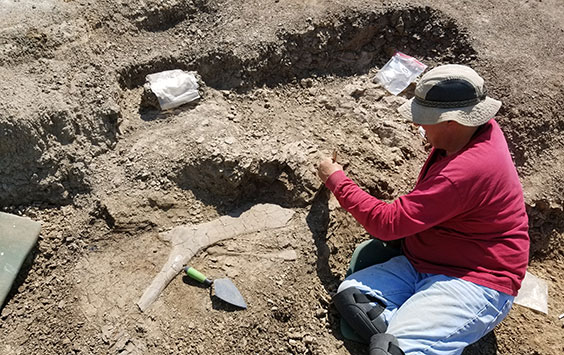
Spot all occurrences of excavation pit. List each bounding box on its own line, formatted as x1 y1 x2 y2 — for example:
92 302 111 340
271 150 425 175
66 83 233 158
2 1 564 354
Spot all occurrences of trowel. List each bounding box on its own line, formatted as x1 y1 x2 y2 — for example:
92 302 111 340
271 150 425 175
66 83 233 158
184 266 247 309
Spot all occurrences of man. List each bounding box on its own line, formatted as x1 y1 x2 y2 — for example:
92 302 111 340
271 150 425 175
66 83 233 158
317 64 529 355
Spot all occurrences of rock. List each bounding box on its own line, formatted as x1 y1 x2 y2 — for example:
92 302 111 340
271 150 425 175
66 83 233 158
101 325 112 344
301 78 314 88
111 332 129 352
344 84 366 99
288 332 302 339
278 249 297 261
140 85 160 110
1 307 12 319
315 308 327 318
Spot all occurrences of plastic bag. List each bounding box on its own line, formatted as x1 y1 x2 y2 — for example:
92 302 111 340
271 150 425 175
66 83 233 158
374 52 427 95
514 271 548 314
418 126 426 138
145 69 200 110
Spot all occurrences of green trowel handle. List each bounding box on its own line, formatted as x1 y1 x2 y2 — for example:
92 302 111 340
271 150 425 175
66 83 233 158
185 266 213 287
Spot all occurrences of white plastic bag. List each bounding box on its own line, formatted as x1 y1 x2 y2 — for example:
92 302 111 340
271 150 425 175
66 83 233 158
514 271 548 314
145 69 200 110
374 52 427 95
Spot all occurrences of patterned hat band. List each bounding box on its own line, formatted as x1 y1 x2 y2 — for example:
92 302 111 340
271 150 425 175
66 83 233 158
414 91 488 108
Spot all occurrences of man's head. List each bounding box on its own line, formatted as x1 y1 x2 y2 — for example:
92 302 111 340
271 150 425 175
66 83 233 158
398 64 501 127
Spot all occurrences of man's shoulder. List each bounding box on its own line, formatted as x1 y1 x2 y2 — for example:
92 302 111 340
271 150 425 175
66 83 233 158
443 120 520 198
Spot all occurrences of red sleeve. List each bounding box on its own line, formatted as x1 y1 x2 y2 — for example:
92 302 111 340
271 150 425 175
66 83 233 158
325 170 465 241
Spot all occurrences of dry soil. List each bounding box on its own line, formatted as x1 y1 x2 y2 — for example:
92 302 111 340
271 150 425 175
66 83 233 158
1 0 563 354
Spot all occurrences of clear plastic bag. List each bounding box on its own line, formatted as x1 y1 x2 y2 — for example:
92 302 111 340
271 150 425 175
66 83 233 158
374 52 427 95
514 271 548 314
145 69 200 110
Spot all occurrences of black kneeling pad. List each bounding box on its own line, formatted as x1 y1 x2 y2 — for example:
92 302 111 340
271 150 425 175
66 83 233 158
333 287 388 342
369 333 405 355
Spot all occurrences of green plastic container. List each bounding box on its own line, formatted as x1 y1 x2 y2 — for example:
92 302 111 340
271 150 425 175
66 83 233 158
0 212 41 308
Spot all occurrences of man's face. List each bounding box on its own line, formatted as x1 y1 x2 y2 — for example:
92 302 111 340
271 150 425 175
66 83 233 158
419 121 450 150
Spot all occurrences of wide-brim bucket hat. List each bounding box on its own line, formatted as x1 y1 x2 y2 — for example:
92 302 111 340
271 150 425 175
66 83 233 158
398 64 501 126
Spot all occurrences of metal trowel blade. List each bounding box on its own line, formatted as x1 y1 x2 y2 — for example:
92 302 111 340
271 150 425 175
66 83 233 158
214 278 247 309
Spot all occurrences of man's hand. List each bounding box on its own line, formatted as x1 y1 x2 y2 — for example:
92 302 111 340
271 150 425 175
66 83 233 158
317 157 343 183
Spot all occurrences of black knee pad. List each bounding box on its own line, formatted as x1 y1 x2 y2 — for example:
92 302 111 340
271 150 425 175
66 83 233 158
369 333 405 355
333 287 387 342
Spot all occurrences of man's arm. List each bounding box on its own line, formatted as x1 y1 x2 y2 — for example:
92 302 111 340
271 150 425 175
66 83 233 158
322 168 465 241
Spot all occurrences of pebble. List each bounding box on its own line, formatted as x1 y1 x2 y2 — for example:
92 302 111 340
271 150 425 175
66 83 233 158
301 78 314 87
288 332 302 339
1 307 12 319
315 308 327 318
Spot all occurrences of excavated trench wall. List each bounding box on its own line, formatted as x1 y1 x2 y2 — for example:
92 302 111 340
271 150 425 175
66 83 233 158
119 7 476 91
0 106 119 207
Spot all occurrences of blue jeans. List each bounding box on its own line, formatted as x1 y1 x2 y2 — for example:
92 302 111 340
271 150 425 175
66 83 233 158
338 255 514 355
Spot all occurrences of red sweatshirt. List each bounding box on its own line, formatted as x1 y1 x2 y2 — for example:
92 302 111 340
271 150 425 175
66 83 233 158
326 119 529 296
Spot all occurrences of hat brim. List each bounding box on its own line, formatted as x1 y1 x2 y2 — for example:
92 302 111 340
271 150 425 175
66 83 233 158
398 97 502 127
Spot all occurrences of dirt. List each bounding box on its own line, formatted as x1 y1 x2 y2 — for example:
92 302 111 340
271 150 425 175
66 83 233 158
1 0 563 354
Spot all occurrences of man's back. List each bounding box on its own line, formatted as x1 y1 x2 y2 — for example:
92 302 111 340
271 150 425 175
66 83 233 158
405 119 529 296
